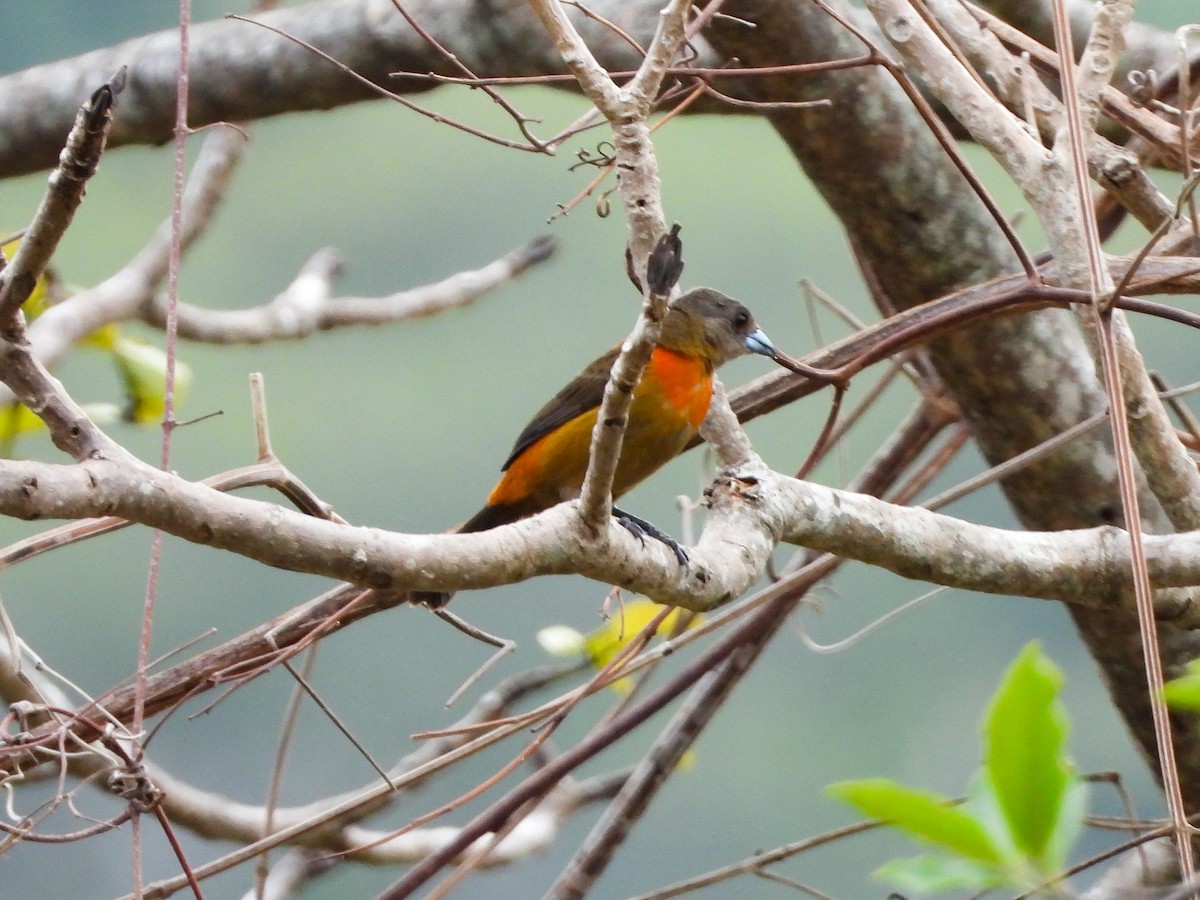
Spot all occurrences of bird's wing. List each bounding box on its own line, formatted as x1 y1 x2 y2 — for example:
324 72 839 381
499 345 619 471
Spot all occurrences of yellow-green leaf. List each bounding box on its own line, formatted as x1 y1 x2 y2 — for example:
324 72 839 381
874 853 999 895
0 402 119 441
0 233 51 320
983 641 1074 867
1164 659 1200 712
539 599 702 695
111 336 192 423
828 779 1002 865
583 599 699 669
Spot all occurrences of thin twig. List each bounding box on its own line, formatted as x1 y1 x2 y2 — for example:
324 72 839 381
0 71 125 325
1054 0 1195 877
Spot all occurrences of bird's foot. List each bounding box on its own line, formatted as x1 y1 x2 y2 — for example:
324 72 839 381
613 507 689 566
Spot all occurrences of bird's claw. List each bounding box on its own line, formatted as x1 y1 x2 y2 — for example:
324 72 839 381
614 508 689 566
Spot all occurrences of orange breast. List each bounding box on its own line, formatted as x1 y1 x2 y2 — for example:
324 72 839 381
640 346 714 431
486 347 713 512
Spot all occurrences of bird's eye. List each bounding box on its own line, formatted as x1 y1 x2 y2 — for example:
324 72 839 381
733 310 750 329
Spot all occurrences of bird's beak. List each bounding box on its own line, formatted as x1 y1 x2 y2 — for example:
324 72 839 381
743 328 777 357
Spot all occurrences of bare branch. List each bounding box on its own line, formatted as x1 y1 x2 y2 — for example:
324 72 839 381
0 72 124 325
0 0 714 179
139 236 557 343
7 447 1200 626
0 122 248 408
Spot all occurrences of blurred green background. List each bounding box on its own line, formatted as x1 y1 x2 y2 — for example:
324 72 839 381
0 3 1196 898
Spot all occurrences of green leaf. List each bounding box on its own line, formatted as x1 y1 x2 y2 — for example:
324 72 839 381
969 772 1086 893
829 645 1086 896
964 773 1020 862
1044 777 1088 876
874 853 999 896
110 336 192 423
982 641 1073 866
1164 660 1200 712
828 779 1001 864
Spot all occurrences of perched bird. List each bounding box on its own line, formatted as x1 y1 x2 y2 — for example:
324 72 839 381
415 287 779 607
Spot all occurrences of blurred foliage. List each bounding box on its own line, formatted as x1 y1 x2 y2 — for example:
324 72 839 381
537 597 703 693
1164 658 1200 714
0 236 189 448
831 643 1085 896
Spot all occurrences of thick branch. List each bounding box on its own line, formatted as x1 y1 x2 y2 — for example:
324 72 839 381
0 0 706 179
5 455 1200 610
705 0 1200 798
0 0 1183 181
977 0 1182 90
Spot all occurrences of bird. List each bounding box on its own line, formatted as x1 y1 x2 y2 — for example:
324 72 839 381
413 286 779 607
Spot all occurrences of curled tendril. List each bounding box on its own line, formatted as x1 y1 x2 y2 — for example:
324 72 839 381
569 142 617 171
1127 69 1158 107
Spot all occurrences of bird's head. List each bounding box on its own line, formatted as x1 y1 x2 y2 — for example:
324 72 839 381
660 287 777 368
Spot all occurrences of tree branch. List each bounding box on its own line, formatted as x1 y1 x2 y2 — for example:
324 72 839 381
0 72 123 325
7 450 1200 620
0 0 716 179
138 236 556 343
